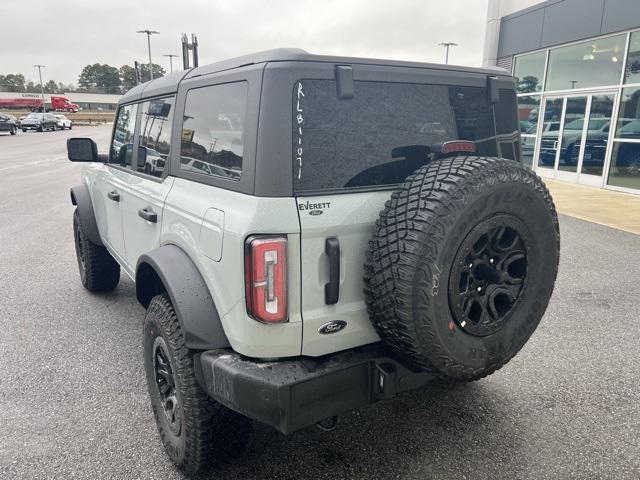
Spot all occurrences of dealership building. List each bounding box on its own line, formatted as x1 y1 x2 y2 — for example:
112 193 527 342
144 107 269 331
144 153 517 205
483 0 640 194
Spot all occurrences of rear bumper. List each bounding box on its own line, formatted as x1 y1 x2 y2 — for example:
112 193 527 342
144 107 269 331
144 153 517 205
195 344 436 434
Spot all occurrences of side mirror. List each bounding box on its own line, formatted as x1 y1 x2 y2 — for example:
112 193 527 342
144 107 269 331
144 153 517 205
137 146 148 168
67 138 100 162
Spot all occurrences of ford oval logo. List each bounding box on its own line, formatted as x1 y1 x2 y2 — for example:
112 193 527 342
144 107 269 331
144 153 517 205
318 320 347 335
309 209 323 216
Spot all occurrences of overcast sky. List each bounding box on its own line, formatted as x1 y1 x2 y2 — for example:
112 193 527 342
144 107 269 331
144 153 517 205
1 0 489 86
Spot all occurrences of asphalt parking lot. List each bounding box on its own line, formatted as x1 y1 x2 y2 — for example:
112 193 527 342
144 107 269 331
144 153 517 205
1 125 639 479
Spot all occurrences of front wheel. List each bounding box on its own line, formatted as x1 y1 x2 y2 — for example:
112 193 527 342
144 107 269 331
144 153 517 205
10 126 16 135
144 294 250 476
73 209 120 292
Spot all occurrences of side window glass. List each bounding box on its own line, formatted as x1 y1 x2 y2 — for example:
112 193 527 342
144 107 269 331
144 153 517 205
110 104 138 164
180 82 247 181
137 97 175 178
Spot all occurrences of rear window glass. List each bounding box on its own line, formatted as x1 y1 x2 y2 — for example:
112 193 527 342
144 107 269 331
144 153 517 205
293 80 519 193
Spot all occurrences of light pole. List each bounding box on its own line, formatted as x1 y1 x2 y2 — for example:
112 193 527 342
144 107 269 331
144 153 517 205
439 42 458 64
163 54 178 74
34 64 45 108
136 29 160 81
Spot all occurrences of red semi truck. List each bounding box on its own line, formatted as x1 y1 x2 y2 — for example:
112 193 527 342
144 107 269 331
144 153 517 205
50 96 79 112
0 93 44 110
0 94 79 112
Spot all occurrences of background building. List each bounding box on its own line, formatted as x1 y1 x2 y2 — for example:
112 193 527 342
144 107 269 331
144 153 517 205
483 0 640 194
63 92 122 111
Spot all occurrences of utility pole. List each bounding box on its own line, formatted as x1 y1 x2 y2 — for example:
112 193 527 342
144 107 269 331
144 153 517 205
163 54 178 74
136 29 160 81
438 42 458 64
34 64 45 109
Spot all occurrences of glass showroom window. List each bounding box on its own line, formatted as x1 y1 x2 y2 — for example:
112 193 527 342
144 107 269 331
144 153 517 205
513 51 546 94
546 34 626 92
624 31 640 85
517 95 540 168
608 86 640 190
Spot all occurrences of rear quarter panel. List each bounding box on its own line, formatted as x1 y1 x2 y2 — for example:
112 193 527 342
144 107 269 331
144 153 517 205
161 178 303 358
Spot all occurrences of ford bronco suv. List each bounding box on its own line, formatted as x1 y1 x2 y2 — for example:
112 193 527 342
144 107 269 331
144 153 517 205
67 49 559 475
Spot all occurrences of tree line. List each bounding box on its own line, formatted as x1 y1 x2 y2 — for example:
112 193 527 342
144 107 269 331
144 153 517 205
0 74 74 94
0 62 166 95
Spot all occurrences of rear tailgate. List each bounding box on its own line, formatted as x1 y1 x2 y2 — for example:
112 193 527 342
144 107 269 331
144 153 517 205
292 70 519 357
297 192 388 356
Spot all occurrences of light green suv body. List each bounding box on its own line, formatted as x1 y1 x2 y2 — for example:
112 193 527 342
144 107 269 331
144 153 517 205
69 50 534 462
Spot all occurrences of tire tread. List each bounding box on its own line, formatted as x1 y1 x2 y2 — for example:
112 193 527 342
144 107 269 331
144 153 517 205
73 209 120 292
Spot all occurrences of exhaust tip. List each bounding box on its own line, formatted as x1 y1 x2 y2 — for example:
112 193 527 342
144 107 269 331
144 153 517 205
315 416 339 432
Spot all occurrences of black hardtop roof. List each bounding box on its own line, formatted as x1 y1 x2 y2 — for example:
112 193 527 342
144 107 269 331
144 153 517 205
119 48 509 105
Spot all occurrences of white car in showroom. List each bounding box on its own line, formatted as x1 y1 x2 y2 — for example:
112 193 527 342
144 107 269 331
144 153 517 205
54 115 73 130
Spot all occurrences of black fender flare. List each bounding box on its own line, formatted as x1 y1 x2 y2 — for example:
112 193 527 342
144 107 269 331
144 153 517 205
136 245 230 350
70 184 103 246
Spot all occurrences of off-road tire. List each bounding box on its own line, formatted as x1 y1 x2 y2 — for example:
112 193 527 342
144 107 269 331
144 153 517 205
144 294 251 476
364 156 559 381
73 209 120 292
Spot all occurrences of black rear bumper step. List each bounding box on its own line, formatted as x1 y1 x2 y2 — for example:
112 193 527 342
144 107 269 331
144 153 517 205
195 344 436 435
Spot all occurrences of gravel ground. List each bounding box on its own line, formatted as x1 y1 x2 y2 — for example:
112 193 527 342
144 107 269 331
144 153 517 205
0 126 639 479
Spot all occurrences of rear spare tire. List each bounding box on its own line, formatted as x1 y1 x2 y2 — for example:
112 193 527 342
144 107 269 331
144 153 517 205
364 156 559 381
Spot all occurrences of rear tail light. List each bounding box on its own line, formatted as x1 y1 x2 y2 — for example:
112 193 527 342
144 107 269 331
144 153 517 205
245 236 288 323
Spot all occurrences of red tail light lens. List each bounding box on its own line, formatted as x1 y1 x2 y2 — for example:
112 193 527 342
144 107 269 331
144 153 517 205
440 140 476 155
245 236 288 323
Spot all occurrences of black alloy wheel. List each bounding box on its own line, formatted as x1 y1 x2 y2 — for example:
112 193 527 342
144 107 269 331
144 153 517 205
448 215 528 337
152 337 182 436
74 225 87 285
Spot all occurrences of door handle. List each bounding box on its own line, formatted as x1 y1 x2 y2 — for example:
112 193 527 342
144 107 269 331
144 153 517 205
325 237 340 305
107 190 120 202
138 207 157 223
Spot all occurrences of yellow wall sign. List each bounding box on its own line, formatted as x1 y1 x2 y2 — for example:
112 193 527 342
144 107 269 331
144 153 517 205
182 129 194 142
